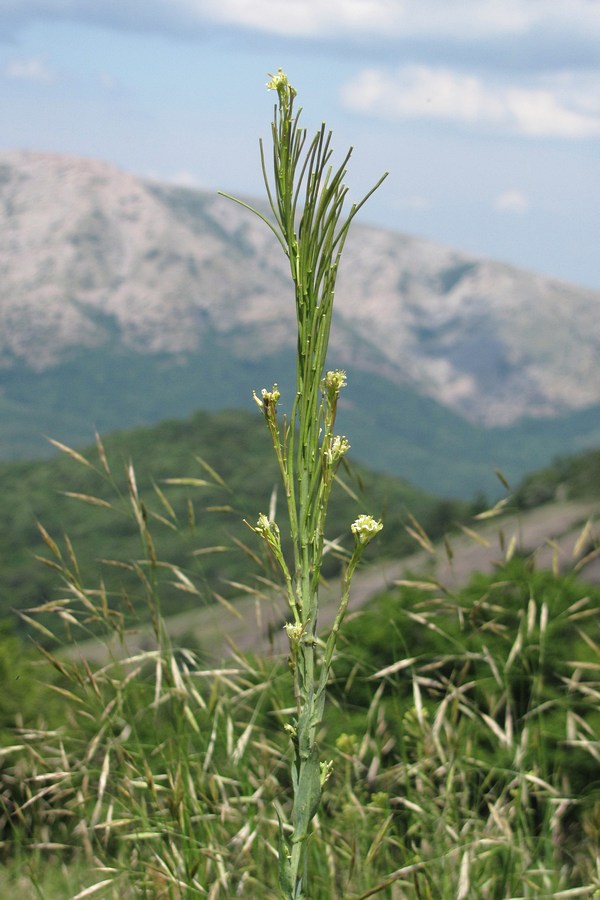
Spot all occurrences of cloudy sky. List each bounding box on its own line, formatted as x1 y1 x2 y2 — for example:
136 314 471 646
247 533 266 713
2 0 600 288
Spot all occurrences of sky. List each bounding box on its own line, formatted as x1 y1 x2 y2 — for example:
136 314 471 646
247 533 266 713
1 0 600 289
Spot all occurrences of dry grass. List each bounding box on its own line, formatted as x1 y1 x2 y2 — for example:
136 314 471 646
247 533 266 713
1 454 598 896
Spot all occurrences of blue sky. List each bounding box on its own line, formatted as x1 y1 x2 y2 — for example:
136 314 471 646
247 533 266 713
1 0 600 288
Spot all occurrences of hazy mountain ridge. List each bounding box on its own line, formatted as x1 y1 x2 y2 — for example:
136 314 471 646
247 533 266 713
2 149 600 427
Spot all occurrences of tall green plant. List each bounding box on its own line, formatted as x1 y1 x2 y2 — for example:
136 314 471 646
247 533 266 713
222 69 387 897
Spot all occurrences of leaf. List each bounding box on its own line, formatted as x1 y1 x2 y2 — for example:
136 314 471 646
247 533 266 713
366 813 394 865
291 743 322 842
183 704 200 734
277 813 294 897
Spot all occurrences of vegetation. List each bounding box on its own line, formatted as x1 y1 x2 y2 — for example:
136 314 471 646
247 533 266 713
0 407 467 635
1 469 599 896
515 446 600 508
0 69 599 898
6 344 600 498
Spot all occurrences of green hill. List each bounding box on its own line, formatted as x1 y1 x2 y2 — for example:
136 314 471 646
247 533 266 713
5 345 600 499
1 408 469 635
515 445 600 507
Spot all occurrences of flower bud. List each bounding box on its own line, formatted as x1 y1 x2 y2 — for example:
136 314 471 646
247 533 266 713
253 385 280 418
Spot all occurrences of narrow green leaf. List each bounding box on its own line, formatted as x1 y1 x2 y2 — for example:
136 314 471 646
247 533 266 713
291 743 321 842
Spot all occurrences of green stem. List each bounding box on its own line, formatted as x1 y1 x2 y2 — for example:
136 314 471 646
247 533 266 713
226 70 386 899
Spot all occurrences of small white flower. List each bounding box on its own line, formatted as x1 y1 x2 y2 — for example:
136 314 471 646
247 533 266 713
322 369 347 395
266 69 296 102
284 621 304 643
351 514 383 546
266 69 288 91
326 435 350 464
255 513 272 536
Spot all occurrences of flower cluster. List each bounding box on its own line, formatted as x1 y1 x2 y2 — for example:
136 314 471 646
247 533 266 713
284 621 304 644
321 369 347 399
266 68 296 104
351 514 383 546
323 369 347 391
326 435 350 465
253 513 284 557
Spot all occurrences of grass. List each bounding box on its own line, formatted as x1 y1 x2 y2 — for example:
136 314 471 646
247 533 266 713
1 433 599 896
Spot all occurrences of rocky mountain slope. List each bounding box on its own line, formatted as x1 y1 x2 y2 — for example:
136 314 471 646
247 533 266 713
2 149 600 426
2 149 600 497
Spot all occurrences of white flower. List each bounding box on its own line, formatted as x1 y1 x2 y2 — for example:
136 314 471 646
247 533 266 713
326 435 350 464
266 69 288 91
322 369 347 396
284 621 304 643
266 69 296 103
255 514 280 546
351 514 383 546
255 513 272 536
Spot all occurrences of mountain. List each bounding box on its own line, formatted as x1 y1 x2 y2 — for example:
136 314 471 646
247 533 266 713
2 149 600 496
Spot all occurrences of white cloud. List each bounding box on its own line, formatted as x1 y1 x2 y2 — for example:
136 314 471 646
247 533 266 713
5 57 56 83
4 0 600 45
203 0 600 42
341 65 600 139
494 190 530 214
147 0 600 42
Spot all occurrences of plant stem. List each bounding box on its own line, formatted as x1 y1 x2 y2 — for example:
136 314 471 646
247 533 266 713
223 69 386 898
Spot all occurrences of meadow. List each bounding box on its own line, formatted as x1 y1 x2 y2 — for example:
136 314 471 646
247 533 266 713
1 447 599 898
